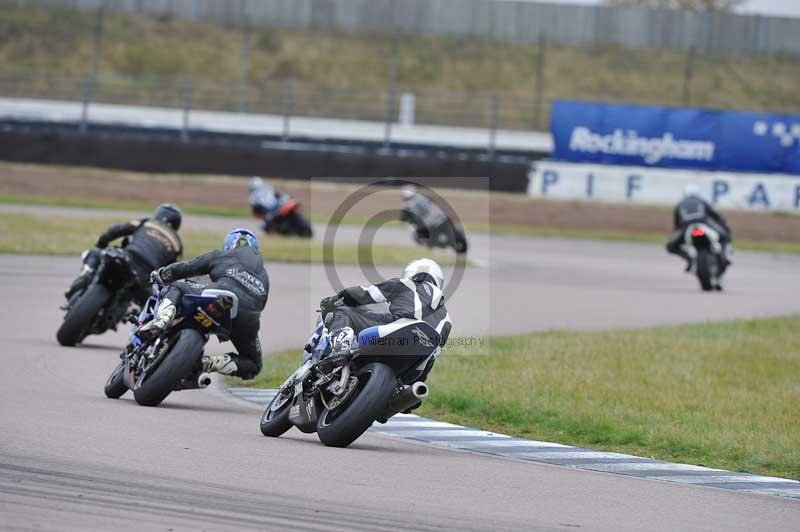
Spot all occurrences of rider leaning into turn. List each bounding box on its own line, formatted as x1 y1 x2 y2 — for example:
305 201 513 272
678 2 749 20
666 184 733 271
64 204 184 303
140 228 269 380
316 258 452 383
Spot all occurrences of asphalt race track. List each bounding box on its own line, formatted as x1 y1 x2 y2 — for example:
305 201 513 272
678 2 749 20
1 218 800 530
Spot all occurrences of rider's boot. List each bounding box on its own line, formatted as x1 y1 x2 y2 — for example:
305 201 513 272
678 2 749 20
202 353 238 376
138 299 176 340
64 265 94 300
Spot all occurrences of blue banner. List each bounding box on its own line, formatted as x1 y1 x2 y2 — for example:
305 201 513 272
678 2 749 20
551 101 800 175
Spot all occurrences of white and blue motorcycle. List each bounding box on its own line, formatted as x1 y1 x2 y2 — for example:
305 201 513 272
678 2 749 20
259 307 438 448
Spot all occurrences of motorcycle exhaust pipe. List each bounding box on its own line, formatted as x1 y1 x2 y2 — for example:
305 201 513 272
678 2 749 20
382 382 429 420
197 373 212 389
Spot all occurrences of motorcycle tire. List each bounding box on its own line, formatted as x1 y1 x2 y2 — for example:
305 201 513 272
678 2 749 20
696 249 714 292
259 387 293 437
133 329 204 407
316 362 396 448
453 227 468 254
104 360 128 399
291 211 314 238
56 284 111 346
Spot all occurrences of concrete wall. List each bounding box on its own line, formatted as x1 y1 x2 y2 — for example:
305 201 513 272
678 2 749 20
11 0 800 58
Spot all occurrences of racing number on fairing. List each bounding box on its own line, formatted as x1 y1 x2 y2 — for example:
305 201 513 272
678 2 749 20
193 296 231 328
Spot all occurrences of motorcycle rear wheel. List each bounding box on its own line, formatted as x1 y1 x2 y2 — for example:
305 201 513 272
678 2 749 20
696 249 715 292
316 362 395 448
56 284 111 346
133 329 204 407
104 360 128 399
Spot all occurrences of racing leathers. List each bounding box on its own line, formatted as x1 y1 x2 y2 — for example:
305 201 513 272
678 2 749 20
401 191 449 242
666 195 732 268
321 277 452 382
66 218 183 303
249 185 287 230
157 246 269 380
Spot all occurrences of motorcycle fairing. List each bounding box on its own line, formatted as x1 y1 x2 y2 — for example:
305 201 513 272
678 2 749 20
180 289 238 336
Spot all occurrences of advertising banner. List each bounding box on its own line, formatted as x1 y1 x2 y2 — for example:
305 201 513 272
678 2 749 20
528 161 800 212
551 101 800 175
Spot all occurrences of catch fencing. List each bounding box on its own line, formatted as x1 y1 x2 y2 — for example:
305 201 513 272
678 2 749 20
9 0 800 58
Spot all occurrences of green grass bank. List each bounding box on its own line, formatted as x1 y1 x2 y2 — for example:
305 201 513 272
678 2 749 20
237 316 800 480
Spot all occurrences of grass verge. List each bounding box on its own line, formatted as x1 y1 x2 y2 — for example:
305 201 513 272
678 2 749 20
235 316 800 480
2 193 799 254
0 213 451 265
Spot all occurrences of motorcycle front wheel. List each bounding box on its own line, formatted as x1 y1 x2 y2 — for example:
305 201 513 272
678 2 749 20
56 284 111 346
259 385 293 437
104 360 128 399
316 362 396 448
133 329 204 407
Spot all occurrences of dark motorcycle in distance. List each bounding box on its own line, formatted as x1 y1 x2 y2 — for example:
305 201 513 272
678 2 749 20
259 309 439 448
57 247 141 347
685 222 727 291
104 283 239 406
401 191 467 254
253 198 313 238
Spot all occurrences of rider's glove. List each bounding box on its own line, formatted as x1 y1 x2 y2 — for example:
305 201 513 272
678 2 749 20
150 268 166 287
320 295 338 313
95 236 109 249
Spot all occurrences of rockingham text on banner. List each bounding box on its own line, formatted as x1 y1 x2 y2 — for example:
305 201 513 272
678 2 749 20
551 101 800 175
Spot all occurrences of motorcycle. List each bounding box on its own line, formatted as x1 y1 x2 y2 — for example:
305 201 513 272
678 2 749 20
259 310 439 448
683 222 728 291
253 198 313 238
104 283 238 406
401 202 467 254
57 247 141 347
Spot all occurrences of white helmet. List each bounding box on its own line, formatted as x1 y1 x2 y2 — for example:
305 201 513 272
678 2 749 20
249 176 263 192
401 184 417 199
684 183 700 198
402 258 444 290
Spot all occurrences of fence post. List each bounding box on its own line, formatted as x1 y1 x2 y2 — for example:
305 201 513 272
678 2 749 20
239 0 250 113
488 95 499 160
79 75 91 134
90 1 106 84
533 36 546 131
282 80 293 142
182 79 192 142
384 33 399 150
682 46 696 106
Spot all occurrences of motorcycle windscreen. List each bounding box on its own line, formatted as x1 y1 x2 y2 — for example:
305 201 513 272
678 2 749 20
356 320 440 375
180 294 234 335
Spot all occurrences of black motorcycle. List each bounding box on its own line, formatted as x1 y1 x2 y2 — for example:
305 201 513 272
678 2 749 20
259 309 438 448
104 283 238 407
685 222 728 291
401 200 467 254
57 248 141 347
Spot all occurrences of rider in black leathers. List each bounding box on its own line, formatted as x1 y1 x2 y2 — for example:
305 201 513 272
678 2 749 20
64 204 183 304
141 228 269 380
666 185 732 271
315 258 452 384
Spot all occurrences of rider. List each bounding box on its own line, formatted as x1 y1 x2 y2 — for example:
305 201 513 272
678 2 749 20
64 204 183 303
666 184 732 271
315 258 452 384
248 177 287 230
140 228 269 380
400 185 449 243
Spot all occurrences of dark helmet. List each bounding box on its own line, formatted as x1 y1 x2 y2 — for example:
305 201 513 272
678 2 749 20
153 204 182 230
